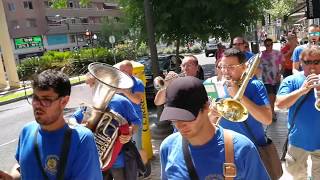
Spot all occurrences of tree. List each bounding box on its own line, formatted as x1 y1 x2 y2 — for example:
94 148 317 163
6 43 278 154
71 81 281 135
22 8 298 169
267 0 296 19
99 17 130 48
118 0 271 52
51 0 90 8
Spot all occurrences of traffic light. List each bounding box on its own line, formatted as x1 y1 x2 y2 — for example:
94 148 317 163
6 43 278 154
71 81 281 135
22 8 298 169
85 29 91 36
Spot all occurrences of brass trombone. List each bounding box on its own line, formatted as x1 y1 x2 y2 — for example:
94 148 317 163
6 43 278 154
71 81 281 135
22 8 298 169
214 53 261 124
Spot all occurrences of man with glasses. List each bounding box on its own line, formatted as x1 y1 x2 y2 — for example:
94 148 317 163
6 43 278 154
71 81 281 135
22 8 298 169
259 38 284 121
276 47 320 180
208 48 272 146
291 24 320 74
232 37 254 60
0 70 102 179
180 55 204 80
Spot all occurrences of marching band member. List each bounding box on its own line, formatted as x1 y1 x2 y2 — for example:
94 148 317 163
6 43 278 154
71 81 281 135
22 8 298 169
208 48 272 146
0 70 102 180
276 46 320 180
159 76 269 179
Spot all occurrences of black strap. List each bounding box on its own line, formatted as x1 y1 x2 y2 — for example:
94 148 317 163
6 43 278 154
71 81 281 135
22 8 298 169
33 125 73 180
280 91 311 160
182 138 199 180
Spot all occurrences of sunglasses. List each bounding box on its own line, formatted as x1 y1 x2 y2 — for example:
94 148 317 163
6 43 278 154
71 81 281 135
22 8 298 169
265 43 273 47
302 60 320 65
308 32 320 36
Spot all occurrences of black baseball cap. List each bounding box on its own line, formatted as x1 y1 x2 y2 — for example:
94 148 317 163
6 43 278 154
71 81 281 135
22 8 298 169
160 76 208 121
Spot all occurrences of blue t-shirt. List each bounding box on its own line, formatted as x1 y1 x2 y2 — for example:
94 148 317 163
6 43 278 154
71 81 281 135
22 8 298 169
219 77 269 146
15 122 102 180
160 126 270 180
277 73 320 151
130 76 145 120
291 44 307 62
244 51 254 60
72 93 140 168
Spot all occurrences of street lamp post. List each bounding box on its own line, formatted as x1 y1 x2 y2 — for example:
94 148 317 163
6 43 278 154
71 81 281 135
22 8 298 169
86 29 96 61
109 35 116 64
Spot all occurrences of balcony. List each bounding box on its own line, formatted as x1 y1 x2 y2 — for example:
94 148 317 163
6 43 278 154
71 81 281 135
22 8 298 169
45 8 121 18
46 23 102 35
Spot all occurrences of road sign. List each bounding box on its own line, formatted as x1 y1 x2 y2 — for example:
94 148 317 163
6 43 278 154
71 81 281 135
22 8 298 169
109 35 115 44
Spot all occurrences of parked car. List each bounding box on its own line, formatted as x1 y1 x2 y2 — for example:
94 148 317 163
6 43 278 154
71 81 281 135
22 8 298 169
136 54 183 102
205 38 218 57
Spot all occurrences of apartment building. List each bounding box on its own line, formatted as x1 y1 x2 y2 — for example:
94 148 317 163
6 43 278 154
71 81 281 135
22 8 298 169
1 0 120 62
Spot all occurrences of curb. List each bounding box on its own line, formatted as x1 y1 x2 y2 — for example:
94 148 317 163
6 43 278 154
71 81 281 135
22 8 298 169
0 80 85 106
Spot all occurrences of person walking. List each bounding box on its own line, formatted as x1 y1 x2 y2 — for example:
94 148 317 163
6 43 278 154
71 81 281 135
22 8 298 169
116 60 150 177
0 69 102 180
260 38 284 121
281 33 298 78
291 24 320 74
159 76 269 179
276 46 320 180
208 48 272 145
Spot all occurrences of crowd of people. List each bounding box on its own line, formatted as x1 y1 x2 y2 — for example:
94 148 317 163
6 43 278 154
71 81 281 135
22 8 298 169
1 24 320 180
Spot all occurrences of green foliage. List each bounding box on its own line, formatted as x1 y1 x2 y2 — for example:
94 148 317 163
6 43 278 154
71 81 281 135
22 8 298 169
118 0 270 52
99 17 130 47
136 42 149 57
267 0 296 19
114 42 136 60
17 41 147 80
190 45 202 54
51 0 90 8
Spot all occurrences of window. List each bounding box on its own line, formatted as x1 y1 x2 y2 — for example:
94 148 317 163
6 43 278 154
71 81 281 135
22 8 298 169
11 20 20 29
23 1 33 9
70 34 76 43
7 3 16 11
68 1 74 8
44 1 53 8
26 19 37 27
80 18 88 24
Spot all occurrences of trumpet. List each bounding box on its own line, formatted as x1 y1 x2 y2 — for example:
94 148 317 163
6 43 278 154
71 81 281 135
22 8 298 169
311 69 320 111
214 53 261 124
153 71 185 90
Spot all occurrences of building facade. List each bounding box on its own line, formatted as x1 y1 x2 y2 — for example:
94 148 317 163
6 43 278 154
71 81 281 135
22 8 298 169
1 0 120 62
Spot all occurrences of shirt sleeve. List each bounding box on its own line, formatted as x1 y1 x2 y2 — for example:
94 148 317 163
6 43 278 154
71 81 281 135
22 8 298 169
246 80 270 106
124 100 141 126
277 78 294 96
132 78 145 93
160 140 169 180
72 108 85 123
291 46 302 62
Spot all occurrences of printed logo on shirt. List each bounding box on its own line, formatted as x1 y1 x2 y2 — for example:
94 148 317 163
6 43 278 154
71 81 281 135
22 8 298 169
45 155 59 175
205 174 224 180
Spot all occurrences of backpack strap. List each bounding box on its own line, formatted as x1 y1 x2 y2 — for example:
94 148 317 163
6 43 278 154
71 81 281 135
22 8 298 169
223 130 236 180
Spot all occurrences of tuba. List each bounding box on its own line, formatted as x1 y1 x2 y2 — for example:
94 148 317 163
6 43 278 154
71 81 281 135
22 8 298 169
214 53 261 124
85 62 134 171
